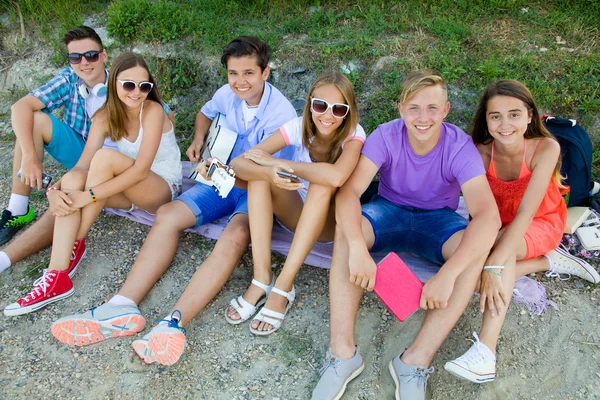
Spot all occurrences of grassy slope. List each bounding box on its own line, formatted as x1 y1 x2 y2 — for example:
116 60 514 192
1 0 599 176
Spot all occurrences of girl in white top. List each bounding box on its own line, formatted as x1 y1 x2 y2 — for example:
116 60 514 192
227 72 365 335
3 53 182 316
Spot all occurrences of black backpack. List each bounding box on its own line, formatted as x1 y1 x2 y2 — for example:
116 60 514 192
542 115 593 207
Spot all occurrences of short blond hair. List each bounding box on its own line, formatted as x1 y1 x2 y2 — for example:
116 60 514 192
400 69 447 104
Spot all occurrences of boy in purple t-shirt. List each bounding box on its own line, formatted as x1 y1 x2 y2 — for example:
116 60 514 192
312 70 501 400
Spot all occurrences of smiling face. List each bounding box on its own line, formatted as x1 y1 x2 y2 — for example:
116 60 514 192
226 56 270 106
67 38 107 87
115 65 150 109
310 84 347 138
485 95 531 146
398 84 450 153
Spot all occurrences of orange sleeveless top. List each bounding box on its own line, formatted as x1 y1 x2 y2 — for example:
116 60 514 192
487 139 567 229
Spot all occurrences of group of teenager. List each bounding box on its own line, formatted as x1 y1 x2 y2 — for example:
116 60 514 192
1 26 598 400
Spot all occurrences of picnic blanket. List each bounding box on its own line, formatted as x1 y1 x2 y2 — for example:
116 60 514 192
105 162 557 315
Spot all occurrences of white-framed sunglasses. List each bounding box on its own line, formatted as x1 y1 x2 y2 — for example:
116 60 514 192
310 97 350 118
118 80 154 94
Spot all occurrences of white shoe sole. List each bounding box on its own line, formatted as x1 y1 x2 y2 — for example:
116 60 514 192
68 247 87 279
4 288 75 316
444 361 495 383
330 362 365 400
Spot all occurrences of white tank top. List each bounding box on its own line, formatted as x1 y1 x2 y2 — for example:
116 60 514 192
116 102 182 191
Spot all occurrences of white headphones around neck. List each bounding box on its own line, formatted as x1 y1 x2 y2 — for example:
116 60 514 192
78 82 107 99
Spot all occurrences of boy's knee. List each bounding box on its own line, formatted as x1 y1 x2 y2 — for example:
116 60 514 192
220 216 250 250
154 200 195 230
31 111 54 143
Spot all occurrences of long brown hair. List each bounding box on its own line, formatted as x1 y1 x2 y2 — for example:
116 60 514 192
301 72 358 163
471 79 564 187
99 53 163 141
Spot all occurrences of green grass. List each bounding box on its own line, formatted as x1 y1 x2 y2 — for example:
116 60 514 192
2 0 600 152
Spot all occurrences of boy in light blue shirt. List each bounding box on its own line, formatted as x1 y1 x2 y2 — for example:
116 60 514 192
51 37 298 366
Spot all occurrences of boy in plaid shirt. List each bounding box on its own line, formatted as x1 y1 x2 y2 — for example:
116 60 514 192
0 26 108 272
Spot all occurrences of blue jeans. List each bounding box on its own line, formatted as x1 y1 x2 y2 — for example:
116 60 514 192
176 183 248 228
361 195 468 265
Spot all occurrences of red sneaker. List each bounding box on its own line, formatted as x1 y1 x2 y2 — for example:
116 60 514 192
3 269 74 316
67 238 87 278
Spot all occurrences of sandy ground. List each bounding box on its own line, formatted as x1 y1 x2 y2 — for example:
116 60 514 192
0 142 599 400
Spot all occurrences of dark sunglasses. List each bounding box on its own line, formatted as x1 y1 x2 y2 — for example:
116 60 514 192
310 98 350 118
66 50 102 64
118 80 154 94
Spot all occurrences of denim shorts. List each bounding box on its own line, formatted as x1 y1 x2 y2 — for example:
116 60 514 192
362 195 468 265
44 114 86 169
176 183 248 228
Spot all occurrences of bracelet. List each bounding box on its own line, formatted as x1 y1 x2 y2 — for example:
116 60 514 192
483 265 504 276
45 186 57 199
483 265 505 270
88 187 96 203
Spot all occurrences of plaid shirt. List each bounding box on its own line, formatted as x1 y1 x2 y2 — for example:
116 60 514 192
29 67 107 141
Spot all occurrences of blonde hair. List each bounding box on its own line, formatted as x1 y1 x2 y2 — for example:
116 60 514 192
400 69 447 104
301 72 358 163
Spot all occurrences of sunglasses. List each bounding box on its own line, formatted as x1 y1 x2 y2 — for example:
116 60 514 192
310 98 350 118
66 50 102 64
118 80 154 94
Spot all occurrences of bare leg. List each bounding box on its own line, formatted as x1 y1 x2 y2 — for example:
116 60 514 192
226 181 303 321
117 200 196 305
170 213 251 326
330 216 376 359
3 211 54 264
10 111 51 196
48 149 172 271
253 183 336 331
477 255 517 353
401 230 487 367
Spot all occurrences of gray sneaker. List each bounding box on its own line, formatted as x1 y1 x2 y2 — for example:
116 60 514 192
389 351 434 400
311 347 364 400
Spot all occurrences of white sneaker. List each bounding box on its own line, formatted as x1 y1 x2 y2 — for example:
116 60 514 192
444 332 496 383
546 247 600 284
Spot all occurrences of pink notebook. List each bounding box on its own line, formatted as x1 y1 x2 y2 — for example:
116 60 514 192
374 252 424 322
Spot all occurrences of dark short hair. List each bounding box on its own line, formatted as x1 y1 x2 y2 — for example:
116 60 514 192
63 26 103 49
220 36 270 71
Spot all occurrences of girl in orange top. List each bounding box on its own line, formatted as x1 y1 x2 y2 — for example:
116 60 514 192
444 80 599 384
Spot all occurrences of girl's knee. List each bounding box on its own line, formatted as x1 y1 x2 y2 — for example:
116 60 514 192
90 148 119 170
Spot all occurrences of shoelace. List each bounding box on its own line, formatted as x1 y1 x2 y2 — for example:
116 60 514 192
24 269 55 301
456 332 490 365
399 365 434 388
70 241 78 260
319 354 340 376
154 309 187 336
544 270 571 281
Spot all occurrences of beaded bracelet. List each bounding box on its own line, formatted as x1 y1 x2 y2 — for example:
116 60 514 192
88 187 96 203
45 186 57 199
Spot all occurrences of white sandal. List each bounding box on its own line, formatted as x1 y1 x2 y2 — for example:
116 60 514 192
224 275 275 325
249 285 295 336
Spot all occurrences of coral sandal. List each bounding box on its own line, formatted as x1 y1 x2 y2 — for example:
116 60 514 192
249 285 295 336
224 275 275 325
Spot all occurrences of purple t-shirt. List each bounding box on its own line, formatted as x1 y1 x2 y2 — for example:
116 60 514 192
362 118 484 210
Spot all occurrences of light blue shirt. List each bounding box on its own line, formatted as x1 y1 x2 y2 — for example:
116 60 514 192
200 81 297 161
